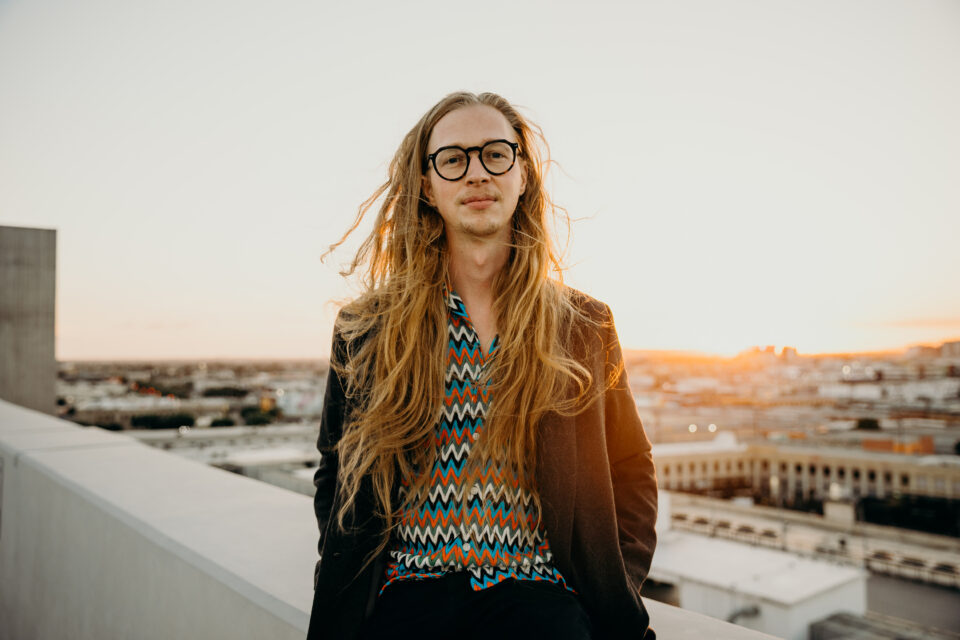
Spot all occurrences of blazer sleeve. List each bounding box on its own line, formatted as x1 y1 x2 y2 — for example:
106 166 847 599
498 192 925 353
313 321 348 587
601 304 658 593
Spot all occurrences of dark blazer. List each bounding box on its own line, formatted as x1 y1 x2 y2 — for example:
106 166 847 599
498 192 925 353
307 292 658 640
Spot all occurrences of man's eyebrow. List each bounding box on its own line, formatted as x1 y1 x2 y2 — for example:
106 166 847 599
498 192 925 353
433 137 515 150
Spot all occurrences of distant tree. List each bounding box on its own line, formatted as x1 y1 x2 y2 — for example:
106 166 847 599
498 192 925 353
131 415 157 429
98 423 124 431
153 382 193 398
244 413 272 426
203 387 248 398
131 413 195 429
211 418 235 427
171 413 195 428
856 418 881 430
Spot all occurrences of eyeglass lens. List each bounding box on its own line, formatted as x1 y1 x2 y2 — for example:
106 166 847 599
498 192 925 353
434 141 515 180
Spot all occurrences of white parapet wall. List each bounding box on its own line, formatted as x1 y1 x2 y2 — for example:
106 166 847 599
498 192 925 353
0 399 317 640
0 398 779 640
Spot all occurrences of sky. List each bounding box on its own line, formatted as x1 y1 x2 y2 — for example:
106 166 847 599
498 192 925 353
1 0 958 360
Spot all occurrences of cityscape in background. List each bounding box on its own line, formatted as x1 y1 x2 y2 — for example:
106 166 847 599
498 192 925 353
4 222 960 639
58 338 960 530
54 339 960 636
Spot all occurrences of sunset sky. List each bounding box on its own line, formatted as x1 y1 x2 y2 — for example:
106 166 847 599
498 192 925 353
1 0 958 360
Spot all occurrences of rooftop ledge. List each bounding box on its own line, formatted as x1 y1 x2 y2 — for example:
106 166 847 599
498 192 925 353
0 398 777 639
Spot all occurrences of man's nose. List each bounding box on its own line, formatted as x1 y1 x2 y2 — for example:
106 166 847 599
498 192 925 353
464 151 491 183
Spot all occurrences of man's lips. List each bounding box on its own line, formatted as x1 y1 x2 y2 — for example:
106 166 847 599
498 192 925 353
462 195 497 209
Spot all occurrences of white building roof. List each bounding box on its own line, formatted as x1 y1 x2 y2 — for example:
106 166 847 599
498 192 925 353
650 531 865 606
775 443 959 466
652 432 747 457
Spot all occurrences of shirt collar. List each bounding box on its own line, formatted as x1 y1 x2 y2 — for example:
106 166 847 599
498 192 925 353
442 283 467 317
442 285 499 358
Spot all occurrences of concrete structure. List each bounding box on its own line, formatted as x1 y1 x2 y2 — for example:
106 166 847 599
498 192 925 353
664 491 960 593
0 398 778 640
650 494 867 640
810 611 960 639
0 225 56 415
651 534 866 640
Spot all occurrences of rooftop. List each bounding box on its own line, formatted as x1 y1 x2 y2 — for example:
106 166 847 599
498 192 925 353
651 531 865 606
652 432 747 456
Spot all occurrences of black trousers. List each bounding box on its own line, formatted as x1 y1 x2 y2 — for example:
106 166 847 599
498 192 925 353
359 573 594 640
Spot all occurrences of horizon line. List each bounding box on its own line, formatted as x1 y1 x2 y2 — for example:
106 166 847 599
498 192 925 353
57 336 960 364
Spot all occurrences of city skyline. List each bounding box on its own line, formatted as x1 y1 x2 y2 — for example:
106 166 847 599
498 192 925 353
2 0 958 360
48 338 960 364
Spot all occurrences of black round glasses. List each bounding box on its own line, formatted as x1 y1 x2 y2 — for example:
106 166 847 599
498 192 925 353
425 139 520 181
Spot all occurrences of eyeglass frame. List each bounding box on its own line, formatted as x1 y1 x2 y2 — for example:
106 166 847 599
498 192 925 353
423 139 520 182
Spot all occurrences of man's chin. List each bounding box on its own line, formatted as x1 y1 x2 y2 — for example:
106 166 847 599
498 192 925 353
461 222 507 240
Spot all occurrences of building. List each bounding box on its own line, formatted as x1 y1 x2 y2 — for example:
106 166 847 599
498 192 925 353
650 493 867 640
653 434 960 504
810 611 959 639
941 340 960 359
0 225 57 415
653 435 960 537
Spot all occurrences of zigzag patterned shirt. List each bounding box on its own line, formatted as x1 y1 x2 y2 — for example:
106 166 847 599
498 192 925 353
381 289 574 594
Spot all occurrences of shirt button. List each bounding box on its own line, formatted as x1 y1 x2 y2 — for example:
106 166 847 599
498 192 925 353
463 543 471 552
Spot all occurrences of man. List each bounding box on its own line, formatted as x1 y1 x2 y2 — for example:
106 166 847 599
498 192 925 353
307 92 657 640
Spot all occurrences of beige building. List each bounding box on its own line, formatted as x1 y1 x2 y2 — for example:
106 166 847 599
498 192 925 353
653 434 960 503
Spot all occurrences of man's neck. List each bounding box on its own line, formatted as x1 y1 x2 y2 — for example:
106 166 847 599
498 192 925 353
448 242 507 297
447 236 508 354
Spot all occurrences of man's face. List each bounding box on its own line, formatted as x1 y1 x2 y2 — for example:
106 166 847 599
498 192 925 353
422 105 526 245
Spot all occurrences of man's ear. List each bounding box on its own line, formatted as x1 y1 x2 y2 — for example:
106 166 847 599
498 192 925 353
421 174 434 207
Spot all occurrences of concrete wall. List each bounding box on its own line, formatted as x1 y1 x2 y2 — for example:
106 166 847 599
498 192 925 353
678 581 788 639
676 578 865 640
0 225 57 415
0 399 314 640
0 398 778 640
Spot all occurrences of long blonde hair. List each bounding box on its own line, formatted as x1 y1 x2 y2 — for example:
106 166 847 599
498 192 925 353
326 91 601 565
